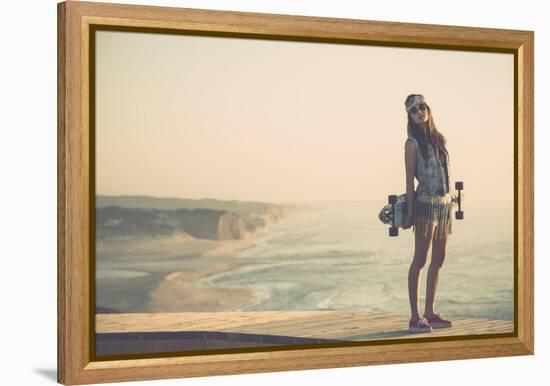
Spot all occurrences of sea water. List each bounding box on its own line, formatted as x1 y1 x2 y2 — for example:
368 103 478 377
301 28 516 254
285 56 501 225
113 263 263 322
207 202 514 320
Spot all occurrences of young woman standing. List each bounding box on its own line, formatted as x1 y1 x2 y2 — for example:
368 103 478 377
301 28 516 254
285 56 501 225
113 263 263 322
402 94 454 333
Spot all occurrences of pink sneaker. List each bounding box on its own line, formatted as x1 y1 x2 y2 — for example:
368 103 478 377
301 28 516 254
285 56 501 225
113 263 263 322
409 316 433 333
423 313 452 329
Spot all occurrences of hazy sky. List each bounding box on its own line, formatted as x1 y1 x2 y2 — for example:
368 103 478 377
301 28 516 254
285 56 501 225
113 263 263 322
95 31 514 204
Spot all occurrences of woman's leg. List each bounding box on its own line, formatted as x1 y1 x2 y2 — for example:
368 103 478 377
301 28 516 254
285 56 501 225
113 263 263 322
424 224 448 317
408 220 434 319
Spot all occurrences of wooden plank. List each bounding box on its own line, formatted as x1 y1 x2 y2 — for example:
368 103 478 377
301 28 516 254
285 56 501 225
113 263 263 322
97 312 514 342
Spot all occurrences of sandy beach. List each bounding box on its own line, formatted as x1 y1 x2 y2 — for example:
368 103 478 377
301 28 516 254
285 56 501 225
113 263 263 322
96 232 264 313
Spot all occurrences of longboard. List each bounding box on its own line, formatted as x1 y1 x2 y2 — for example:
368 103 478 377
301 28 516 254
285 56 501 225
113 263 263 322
379 181 464 237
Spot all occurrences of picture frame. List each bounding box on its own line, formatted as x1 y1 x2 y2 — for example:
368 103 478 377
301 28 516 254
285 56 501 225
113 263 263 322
57 0 534 384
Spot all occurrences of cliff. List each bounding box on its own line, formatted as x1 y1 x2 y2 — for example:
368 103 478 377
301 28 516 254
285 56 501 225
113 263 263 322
96 196 305 239
97 207 248 241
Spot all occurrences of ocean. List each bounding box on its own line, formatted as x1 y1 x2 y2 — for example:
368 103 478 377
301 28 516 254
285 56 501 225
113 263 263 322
205 202 515 320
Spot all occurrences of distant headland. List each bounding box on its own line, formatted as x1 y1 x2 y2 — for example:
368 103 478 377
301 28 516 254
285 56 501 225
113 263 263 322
96 195 312 241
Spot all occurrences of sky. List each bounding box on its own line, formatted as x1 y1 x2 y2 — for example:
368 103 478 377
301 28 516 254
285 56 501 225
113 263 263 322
95 30 514 204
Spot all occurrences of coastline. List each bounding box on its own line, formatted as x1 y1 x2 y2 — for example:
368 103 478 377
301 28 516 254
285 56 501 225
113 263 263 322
96 202 514 320
96 231 266 313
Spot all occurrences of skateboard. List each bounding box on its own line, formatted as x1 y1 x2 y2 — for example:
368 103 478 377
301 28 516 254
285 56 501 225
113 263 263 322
379 181 464 237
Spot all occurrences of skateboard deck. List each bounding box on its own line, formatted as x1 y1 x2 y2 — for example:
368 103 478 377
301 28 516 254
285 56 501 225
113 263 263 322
378 189 465 228
378 193 410 228
380 182 464 237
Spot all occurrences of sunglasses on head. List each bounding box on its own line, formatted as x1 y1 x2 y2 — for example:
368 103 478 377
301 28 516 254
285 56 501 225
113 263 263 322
409 103 427 114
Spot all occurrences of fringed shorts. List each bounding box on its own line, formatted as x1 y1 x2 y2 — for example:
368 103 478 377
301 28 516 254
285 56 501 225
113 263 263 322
413 193 453 240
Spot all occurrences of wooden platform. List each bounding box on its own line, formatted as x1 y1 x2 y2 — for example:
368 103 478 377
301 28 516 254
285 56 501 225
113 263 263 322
97 311 514 342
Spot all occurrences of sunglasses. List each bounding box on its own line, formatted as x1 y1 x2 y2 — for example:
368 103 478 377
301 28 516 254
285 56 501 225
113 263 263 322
409 104 427 115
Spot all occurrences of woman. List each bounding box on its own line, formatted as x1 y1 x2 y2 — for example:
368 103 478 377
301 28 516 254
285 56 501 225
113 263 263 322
402 94 454 333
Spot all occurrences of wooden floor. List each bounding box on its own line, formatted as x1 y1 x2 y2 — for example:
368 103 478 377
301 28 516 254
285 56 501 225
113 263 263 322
96 311 514 342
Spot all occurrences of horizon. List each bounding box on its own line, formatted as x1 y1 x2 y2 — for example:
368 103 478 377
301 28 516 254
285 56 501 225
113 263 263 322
96 193 513 208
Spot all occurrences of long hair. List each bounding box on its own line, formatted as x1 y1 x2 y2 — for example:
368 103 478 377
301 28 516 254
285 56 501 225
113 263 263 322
407 105 449 168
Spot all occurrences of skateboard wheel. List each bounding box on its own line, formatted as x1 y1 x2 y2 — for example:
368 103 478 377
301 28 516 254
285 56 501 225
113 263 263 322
388 195 398 204
455 181 464 190
389 227 398 237
456 211 464 220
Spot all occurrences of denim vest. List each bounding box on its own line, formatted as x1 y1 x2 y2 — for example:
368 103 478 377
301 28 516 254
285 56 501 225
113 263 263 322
405 136 450 197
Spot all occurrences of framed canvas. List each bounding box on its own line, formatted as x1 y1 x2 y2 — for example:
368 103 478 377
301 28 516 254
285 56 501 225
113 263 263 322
57 1 534 384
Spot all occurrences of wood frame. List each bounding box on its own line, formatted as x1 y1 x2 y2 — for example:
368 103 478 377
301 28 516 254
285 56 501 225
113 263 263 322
57 0 534 384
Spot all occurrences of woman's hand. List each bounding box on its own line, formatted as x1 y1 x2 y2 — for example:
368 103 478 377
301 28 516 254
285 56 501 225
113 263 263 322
403 214 414 229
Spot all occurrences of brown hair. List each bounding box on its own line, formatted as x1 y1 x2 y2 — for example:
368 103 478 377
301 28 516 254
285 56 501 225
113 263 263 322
407 104 449 168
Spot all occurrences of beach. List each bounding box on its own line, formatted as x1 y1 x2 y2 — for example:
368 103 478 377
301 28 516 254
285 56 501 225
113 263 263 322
96 230 269 313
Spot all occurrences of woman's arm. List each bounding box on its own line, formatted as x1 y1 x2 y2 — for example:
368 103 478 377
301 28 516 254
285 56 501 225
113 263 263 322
404 139 417 228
